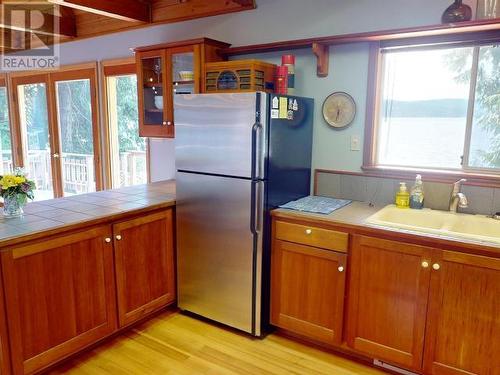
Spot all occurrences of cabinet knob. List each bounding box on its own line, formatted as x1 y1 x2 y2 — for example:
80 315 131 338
432 263 440 270
105 237 111 243
167 121 172 126
305 229 312 235
162 121 167 125
53 153 60 158
116 235 122 241
338 266 344 272
421 261 429 268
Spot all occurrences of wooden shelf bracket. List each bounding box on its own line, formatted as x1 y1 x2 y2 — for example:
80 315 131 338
312 42 329 77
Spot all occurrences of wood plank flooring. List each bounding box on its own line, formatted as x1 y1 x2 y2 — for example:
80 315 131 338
50 311 386 375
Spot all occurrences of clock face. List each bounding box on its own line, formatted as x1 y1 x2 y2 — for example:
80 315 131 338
322 92 356 129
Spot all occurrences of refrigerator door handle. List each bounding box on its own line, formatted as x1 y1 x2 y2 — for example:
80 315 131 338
251 121 262 180
250 180 264 235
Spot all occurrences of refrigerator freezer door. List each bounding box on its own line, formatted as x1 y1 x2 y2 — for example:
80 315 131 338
174 93 267 179
176 171 263 335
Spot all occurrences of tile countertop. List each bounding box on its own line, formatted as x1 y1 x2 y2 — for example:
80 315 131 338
273 201 500 255
0 180 176 248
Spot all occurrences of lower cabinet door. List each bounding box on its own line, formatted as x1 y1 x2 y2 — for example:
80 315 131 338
1 225 117 375
271 239 347 346
346 235 432 371
423 251 500 375
113 209 175 327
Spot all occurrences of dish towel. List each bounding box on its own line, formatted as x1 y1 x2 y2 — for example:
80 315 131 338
279 196 352 215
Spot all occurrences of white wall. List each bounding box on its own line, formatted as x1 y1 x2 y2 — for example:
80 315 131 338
52 0 454 181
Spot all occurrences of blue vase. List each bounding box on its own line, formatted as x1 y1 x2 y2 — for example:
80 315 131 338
3 195 24 218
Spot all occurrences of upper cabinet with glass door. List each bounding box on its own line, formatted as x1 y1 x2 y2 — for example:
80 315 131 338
135 38 230 138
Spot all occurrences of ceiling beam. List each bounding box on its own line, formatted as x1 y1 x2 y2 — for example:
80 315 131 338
48 0 152 23
0 10 76 37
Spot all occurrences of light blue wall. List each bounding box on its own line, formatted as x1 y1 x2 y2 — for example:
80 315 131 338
50 0 454 178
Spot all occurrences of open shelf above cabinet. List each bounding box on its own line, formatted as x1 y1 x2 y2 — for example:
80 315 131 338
221 18 500 77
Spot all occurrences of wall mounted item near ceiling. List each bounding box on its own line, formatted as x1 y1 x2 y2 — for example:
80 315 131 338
322 92 356 129
442 0 473 23
477 0 499 18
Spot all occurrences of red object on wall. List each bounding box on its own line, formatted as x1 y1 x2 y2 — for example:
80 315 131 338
275 65 288 95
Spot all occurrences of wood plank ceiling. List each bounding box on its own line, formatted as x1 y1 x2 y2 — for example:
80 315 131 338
0 0 255 54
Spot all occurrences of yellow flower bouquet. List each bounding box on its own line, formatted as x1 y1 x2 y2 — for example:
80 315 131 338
1 169 36 217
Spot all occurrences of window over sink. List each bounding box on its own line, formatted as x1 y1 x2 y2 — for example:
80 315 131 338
372 42 500 174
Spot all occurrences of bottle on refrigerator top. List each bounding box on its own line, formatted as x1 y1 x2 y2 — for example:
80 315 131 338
275 65 288 95
395 182 410 209
410 174 425 209
281 54 295 94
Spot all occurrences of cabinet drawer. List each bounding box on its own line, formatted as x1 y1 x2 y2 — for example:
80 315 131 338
275 221 348 252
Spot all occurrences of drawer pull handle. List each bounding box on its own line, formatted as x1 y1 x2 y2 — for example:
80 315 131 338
421 261 429 268
305 229 312 235
105 237 111 243
116 235 122 241
338 266 344 272
432 263 440 270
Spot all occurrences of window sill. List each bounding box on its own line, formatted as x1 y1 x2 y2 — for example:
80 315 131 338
360 165 500 188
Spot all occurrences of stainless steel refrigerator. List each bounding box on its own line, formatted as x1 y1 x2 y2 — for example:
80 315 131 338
175 92 313 336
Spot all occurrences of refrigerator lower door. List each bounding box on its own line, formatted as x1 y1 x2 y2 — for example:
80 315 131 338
176 171 263 335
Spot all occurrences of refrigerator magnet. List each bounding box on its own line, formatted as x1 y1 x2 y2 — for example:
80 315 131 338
272 96 279 109
279 97 288 118
271 109 279 119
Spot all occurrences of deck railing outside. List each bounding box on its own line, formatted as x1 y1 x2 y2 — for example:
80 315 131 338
0 150 146 195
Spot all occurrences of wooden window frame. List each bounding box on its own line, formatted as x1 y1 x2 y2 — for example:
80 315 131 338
362 33 500 188
0 73 18 170
101 58 150 189
9 62 103 197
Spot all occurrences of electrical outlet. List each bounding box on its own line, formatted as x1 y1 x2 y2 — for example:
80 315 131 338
350 135 361 151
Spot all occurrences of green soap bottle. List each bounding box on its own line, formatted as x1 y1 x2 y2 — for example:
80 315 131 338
395 182 410 209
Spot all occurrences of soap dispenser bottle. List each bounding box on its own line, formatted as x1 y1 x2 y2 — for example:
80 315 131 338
395 182 410 208
410 174 425 209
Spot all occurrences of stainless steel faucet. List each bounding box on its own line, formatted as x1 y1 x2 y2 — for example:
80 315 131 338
449 178 468 213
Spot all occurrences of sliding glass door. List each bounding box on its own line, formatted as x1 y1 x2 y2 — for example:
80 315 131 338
53 71 100 196
11 66 102 200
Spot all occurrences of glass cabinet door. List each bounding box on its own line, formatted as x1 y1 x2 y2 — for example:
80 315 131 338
171 51 195 97
140 54 164 126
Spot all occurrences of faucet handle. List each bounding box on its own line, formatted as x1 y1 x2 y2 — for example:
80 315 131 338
452 178 467 193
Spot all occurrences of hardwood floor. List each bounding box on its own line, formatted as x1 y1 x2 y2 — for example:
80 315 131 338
50 311 385 375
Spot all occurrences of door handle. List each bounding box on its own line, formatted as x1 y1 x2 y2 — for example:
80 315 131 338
251 121 262 180
250 180 263 235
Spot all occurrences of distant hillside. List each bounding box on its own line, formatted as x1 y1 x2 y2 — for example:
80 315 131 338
382 99 469 117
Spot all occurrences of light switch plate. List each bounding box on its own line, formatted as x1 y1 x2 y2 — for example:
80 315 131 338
350 135 361 151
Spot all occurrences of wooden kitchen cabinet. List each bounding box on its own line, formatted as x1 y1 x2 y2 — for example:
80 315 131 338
346 235 432 371
423 251 500 375
1 225 117 375
135 38 230 138
113 209 176 327
271 239 347 346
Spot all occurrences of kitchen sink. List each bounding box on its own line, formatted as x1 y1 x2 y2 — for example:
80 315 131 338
366 205 500 244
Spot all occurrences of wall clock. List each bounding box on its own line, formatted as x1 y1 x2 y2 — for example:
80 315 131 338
322 92 356 129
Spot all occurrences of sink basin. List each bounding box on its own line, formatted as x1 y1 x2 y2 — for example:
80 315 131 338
366 205 500 245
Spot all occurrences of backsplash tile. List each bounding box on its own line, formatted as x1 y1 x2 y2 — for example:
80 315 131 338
460 185 494 215
423 182 452 211
316 171 497 215
494 189 500 214
340 175 367 202
316 173 341 197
